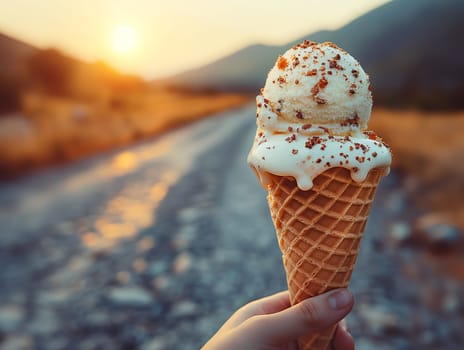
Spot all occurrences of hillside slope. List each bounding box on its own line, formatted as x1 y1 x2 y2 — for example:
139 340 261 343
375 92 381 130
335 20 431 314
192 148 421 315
0 32 39 76
168 0 464 108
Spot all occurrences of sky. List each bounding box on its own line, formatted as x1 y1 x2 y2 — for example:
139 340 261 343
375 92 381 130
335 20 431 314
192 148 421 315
0 0 390 79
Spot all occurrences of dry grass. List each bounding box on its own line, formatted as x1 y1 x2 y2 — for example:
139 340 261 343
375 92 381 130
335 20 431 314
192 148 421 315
370 108 464 228
2 102 462 229
0 88 249 177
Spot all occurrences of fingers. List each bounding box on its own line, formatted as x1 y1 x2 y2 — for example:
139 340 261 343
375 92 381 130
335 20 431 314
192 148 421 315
332 322 354 350
240 288 354 345
220 291 290 331
252 290 291 315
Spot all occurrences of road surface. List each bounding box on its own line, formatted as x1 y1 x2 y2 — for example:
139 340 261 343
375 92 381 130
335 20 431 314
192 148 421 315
0 106 463 350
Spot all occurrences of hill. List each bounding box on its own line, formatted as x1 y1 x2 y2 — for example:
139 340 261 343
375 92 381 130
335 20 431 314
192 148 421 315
0 31 147 113
0 32 247 177
167 0 464 108
0 32 39 76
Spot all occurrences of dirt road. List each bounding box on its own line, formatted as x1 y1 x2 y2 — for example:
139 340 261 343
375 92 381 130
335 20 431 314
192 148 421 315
0 106 462 349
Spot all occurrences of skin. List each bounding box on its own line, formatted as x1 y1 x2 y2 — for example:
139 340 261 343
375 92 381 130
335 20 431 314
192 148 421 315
202 289 355 350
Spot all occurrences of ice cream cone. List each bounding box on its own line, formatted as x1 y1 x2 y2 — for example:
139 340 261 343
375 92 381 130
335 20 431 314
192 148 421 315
247 40 392 349
266 166 387 350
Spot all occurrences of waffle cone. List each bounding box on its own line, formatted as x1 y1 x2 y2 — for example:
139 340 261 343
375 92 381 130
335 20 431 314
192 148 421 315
266 167 386 350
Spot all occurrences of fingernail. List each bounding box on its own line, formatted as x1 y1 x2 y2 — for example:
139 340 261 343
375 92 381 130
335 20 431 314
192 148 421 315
328 289 352 310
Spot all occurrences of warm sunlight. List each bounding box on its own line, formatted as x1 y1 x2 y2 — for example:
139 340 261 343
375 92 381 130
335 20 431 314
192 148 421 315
0 0 391 78
112 25 139 54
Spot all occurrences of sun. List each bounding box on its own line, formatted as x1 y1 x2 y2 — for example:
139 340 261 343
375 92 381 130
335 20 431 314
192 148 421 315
112 25 139 54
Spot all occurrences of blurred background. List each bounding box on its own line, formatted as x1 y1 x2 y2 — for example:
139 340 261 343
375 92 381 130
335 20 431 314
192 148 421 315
0 0 463 349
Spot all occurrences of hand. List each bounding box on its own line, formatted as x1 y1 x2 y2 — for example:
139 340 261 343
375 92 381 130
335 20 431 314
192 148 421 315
202 289 354 350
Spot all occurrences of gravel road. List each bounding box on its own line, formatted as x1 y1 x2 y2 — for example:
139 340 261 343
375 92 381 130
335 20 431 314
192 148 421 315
0 106 463 350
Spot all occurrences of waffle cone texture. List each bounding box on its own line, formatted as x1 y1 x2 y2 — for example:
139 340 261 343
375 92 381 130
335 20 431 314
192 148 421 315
266 167 386 350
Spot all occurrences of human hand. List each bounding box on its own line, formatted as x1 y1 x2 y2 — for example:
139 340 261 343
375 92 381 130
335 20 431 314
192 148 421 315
202 289 354 350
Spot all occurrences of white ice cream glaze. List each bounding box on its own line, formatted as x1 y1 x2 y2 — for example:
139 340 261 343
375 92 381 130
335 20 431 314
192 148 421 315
248 96 392 190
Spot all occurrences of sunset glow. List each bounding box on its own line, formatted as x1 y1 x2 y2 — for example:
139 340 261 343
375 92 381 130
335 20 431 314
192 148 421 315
0 0 391 78
112 26 139 54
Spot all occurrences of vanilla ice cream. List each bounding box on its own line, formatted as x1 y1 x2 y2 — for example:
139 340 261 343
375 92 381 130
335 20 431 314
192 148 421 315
248 41 392 190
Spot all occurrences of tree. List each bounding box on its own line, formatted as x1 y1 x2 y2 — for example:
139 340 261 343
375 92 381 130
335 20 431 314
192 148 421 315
27 48 75 96
0 72 24 114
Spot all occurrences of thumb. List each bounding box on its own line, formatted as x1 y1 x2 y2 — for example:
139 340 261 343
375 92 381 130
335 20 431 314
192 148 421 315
241 288 353 345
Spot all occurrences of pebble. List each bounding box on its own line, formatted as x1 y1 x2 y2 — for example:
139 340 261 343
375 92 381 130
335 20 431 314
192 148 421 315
426 224 461 248
49 256 92 285
27 308 58 335
137 236 156 252
80 335 116 350
108 286 153 307
0 335 34 350
172 252 192 274
176 225 196 242
385 191 406 214
133 258 148 273
0 305 24 332
389 221 412 244
358 304 398 335
116 271 131 285
171 237 188 250
171 300 198 317
152 276 170 291
420 330 436 345
149 260 169 276
355 338 392 350
442 291 459 313
55 221 75 235
414 215 462 252
141 336 170 350
177 207 202 224
85 312 110 326
46 337 69 350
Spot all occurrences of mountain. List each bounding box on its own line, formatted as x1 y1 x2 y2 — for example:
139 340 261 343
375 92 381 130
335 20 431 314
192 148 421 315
0 32 145 113
0 32 39 77
167 0 464 108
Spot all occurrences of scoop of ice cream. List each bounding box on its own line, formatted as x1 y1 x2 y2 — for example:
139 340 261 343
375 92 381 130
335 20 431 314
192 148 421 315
261 41 372 134
248 40 391 191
